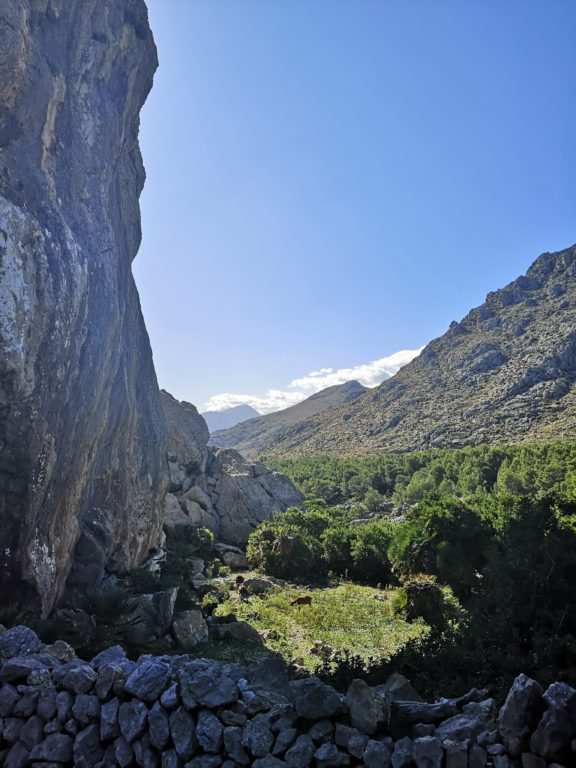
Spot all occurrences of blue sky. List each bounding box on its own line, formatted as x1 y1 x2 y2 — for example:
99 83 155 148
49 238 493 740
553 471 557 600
134 0 576 413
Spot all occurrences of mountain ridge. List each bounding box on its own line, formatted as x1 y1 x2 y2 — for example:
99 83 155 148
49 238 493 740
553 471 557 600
260 244 576 458
202 404 260 433
210 380 367 456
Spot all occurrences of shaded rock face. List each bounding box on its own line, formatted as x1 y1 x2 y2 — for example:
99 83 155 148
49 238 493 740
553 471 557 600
160 392 303 545
0 1 168 619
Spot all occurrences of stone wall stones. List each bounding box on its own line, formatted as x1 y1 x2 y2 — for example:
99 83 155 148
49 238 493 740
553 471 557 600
0 625 574 767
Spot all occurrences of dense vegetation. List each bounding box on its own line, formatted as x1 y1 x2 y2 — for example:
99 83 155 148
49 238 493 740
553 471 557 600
268 442 576 507
250 442 576 694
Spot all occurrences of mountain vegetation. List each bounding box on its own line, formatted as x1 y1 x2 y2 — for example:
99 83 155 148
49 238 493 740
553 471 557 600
246 442 576 694
210 380 366 455
258 246 576 457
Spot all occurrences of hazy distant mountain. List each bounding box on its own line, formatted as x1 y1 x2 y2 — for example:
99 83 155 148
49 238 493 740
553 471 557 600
210 381 367 455
261 245 576 458
202 404 260 433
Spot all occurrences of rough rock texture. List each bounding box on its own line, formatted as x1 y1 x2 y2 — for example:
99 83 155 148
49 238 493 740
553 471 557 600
261 246 576 457
0 641 573 768
0 0 168 618
161 391 303 545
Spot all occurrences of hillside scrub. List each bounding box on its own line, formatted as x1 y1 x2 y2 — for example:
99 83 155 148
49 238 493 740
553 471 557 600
248 446 576 692
268 441 576 506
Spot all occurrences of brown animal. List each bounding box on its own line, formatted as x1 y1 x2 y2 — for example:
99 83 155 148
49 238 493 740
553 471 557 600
235 575 245 585
238 586 249 600
290 595 313 607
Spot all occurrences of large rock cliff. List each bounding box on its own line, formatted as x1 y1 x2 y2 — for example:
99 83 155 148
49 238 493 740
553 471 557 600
0 1 168 619
161 392 303 546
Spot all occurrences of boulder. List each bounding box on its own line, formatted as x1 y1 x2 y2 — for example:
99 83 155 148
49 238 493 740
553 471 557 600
132 588 178 638
346 679 386 735
435 714 485 744
413 736 443 768
529 682 576 761
210 449 303 546
290 677 347 719
161 391 210 474
498 674 545 757
172 611 209 650
124 658 172 702
164 494 189 527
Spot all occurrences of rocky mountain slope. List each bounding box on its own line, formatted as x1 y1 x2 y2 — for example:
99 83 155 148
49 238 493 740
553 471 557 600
202 404 260 433
162 392 303 545
0 1 168 619
263 245 576 457
210 380 367 457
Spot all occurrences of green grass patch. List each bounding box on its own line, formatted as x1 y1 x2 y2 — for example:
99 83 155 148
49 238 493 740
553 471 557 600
215 581 427 672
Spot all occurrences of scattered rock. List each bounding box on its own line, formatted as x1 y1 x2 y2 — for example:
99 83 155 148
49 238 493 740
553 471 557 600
172 610 209 650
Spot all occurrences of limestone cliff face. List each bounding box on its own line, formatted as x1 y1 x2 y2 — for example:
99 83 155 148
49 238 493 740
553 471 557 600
0 0 168 618
161 392 303 546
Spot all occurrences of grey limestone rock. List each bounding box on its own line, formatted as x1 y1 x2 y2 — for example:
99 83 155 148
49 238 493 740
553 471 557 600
243 712 274 756
290 677 347 719
346 678 386 735
0 627 42 659
184 660 238 708
413 736 443 768
0 683 19 716
118 699 148 744
173 611 209 651
223 725 250 765
170 706 197 760
363 738 394 768
28 733 73 763
315 741 350 767
124 658 172 702
529 682 576 762
197 709 224 753
391 737 415 768
274 727 298 755
73 724 103 768
100 697 120 741
0 0 168 619
435 714 485 744
72 693 100 724
498 674 545 757
285 734 315 767
148 700 171 751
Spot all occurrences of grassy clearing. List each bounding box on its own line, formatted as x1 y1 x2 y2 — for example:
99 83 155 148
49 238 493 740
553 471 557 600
214 580 427 672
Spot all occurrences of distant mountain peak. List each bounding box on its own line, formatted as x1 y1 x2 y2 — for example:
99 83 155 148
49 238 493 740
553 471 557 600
201 404 260 434
209 380 367 455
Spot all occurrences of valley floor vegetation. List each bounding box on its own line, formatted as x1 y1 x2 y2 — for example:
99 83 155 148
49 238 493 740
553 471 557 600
36 441 576 700
247 442 576 695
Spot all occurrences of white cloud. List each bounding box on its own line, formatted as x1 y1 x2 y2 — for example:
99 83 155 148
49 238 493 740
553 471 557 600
203 389 308 415
202 347 423 415
290 348 423 391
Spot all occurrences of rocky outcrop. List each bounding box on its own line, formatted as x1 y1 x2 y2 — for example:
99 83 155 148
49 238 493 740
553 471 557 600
0 1 168 619
263 246 576 457
161 392 303 545
0 627 575 767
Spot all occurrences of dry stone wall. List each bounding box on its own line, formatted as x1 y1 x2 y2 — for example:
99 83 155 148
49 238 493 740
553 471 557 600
0 626 574 767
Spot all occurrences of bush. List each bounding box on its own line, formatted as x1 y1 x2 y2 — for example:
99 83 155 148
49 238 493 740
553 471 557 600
247 523 322 579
